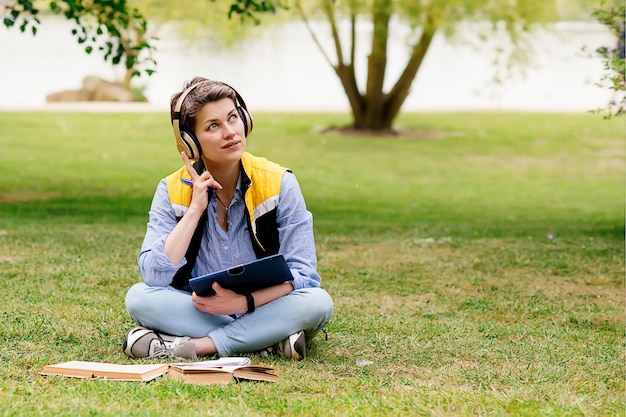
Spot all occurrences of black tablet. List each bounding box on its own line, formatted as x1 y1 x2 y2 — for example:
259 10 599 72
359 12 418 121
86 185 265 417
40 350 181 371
188 254 293 296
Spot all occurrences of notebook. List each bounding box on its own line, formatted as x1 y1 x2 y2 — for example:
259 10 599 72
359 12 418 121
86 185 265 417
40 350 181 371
189 254 293 296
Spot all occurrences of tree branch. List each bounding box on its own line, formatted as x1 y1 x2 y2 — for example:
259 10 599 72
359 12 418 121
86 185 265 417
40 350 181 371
349 0 356 66
385 8 438 121
294 0 335 69
322 0 345 68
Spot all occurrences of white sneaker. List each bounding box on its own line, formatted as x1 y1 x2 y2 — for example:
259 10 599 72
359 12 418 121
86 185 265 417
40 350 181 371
123 326 197 360
258 331 306 361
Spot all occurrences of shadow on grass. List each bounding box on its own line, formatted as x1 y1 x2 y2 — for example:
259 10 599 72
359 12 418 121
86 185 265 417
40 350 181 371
0 195 152 224
0 195 623 241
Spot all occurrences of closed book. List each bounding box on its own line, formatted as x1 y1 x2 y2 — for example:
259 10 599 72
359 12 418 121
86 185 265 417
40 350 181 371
41 361 169 382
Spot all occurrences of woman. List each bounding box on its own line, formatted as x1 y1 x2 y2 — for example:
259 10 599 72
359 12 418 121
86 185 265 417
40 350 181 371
123 77 333 361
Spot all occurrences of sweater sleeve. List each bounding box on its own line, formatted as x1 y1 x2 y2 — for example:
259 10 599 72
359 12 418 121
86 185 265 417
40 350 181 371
137 179 187 287
276 172 322 290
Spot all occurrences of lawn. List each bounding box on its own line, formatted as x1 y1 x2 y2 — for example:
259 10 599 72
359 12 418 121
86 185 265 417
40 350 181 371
0 110 623 416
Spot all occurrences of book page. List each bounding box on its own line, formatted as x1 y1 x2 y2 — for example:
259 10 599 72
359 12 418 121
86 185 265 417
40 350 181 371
169 357 250 371
232 366 279 382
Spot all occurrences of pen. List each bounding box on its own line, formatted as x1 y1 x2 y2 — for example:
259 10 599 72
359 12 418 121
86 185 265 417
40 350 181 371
180 178 213 190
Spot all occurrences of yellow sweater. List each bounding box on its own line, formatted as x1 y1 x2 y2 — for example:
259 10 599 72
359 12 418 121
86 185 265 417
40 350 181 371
165 151 289 255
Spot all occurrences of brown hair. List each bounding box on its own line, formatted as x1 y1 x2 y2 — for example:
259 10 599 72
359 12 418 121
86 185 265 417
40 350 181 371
170 77 238 135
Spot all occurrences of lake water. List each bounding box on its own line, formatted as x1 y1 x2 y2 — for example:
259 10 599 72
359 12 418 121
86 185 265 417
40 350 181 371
0 17 616 112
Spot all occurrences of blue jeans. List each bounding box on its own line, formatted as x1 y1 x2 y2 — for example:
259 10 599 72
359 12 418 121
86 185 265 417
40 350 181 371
125 283 333 356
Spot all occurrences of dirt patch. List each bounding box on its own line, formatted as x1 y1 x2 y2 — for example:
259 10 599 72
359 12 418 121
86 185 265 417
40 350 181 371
319 237 624 307
319 125 460 140
0 191 61 202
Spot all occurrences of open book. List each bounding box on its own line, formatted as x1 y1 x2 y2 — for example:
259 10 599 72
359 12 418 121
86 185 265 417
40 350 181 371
41 357 278 384
168 357 279 384
41 361 169 382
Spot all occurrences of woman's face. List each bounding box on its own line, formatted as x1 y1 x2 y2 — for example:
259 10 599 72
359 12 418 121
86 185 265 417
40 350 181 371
194 97 246 166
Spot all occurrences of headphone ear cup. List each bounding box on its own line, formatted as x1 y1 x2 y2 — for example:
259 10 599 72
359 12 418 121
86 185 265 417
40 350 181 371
178 130 201 160
237 106 253 136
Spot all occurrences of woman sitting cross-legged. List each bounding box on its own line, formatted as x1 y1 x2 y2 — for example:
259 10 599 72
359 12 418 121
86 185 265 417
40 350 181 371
123 77 333 361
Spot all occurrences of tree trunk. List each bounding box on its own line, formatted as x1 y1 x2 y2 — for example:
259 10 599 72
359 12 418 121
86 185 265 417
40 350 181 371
345 5 437 132
351 0 437 132
357 0 391 131
306 0 438 133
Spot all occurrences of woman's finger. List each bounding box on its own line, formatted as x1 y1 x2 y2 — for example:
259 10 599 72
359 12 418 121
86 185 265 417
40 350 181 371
199 170 223 190
181 152 223 190
181 152 199 180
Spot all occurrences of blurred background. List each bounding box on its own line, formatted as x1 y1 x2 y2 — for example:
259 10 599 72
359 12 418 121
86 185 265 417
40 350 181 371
0 1 618 113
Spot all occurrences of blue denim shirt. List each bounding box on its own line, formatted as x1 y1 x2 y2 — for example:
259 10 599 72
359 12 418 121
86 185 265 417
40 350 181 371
138 171 321 290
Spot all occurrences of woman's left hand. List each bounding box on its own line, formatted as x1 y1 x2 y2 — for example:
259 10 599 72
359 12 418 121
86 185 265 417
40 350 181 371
191 282 247 315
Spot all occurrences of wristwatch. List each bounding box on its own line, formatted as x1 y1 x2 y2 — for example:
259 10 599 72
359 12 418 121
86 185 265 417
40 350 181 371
245 292 255 313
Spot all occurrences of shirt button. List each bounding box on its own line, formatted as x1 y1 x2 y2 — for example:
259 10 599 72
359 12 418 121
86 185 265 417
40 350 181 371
224 246 229 251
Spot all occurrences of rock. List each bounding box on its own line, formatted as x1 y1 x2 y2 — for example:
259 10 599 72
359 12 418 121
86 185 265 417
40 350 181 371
82 75 104 97
91 81 135 102
46 75 138 102
46 89 90 102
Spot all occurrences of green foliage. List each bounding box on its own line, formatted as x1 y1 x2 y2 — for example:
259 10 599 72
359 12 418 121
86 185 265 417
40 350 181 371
591 0 625 117
232 0 568 130
2 0 156 78
128 0 287 48
0 110 623 415
121 0 571 130
1 0 39 33
227 0 284 23
557 0 623 21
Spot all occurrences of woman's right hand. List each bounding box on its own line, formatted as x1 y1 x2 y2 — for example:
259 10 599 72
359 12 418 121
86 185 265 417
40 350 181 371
181 152 223 213
163 153 224 265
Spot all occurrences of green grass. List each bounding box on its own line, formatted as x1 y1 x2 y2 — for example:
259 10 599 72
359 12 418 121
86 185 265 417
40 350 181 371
0 110 623 416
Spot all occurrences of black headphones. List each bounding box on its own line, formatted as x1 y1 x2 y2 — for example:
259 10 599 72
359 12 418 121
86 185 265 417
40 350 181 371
172 80 253 160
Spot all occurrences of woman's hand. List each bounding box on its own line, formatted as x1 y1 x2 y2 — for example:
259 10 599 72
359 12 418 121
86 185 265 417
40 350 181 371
191 281 294 316
181 152 223 213
192 282 247 316
162 153 224 265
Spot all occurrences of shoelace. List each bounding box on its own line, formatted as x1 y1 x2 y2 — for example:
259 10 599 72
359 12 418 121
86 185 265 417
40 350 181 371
147 332 175 358
148 348 174 358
